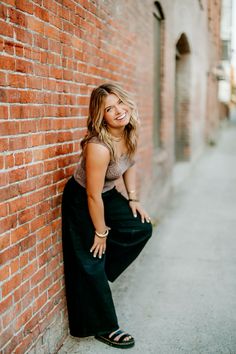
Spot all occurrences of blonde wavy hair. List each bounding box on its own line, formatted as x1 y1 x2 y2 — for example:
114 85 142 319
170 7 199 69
81 83 139 161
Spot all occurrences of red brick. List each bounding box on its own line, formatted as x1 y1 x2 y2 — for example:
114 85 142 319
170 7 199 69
50 67 63 79
4 153 13 168
15 0 33 14
0 264 10 282
14 152 25 166
10 258 20 275
0 171 8 187
19 253 29 269
5 44 16 58
3 89 20 103
13 281 30 304
0 3 8 20
35 64 50 78
9 8 27 26
15 27 33 45
0 324 14 349
17 179 36 195
0 295 13 315
0 20 13 37
15 306 33 332
10 224 30 244
44 23 60 40
36 225 51 241
0 155 4 169
9 105 23 119
30 215 46 233
0 215 16 234
2 309 16 330
0 202 8 218
0 244 20 265
34 33 49 50
0 55 15 70
19 235 36 252
14 330 39 354
1 331 23 354
0 105 8 119
8 73 26 88
33 292 48 314
44 0 58 14
36 200 51 216
23 319 40 340
38 251 51 268
26 16 44 34
44 159 58 172
18 207 36 225
9 135 29 150
0 233 11 251
0 71 7 86
30 267 46 288
0 185 19 203
21 260 38 282
20 120 37 134
2 273 22 297
16 49 24 61
34 5 50 22
19 90 38 103
28 246 37 261
1 121 19 136
9 167 27 183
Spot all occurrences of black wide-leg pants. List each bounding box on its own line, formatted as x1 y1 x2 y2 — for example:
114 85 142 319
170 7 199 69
61 177 152 338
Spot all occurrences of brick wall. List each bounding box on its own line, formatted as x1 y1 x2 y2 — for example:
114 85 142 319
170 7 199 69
0 0 221 353
0 1 154 353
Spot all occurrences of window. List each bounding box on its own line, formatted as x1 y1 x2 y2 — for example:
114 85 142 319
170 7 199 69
221 39 231 61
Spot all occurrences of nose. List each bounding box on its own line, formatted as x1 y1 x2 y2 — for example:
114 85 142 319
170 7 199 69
115 105 123 114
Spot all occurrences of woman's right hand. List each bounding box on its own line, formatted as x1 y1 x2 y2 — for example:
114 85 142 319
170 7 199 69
90 235 107 259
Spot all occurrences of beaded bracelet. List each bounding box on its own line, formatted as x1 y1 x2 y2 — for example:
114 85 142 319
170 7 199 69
95 229 109 238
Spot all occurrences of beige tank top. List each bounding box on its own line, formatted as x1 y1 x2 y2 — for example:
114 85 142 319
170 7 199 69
74 136 135 193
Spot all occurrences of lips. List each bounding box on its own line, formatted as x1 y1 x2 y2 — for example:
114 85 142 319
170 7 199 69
116 113 126 120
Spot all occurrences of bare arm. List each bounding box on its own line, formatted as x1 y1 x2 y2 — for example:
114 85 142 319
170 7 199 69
123 163 138 200
85 143 110 258
123 164 151 223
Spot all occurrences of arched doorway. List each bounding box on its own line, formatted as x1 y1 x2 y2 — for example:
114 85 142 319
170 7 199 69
175 33 191 161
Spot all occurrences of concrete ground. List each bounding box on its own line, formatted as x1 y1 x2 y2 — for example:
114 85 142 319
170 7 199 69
58 116 236 354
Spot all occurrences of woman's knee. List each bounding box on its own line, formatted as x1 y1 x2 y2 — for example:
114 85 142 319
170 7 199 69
137 220 153 239
144 221 153 238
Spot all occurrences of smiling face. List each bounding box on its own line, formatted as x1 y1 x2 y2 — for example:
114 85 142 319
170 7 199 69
103 94 131 132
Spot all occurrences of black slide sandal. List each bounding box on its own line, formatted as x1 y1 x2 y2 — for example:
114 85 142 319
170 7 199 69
95 329 135 349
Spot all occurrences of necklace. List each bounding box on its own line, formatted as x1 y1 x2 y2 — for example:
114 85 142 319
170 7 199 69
112 136 123 142
109 133 124 142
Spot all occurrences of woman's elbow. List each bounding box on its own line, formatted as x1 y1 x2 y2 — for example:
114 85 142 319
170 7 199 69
86 191 102 203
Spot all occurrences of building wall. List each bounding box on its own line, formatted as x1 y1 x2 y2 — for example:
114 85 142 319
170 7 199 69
0 1 220 353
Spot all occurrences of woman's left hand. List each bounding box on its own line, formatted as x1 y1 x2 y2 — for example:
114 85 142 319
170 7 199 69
129 201 151 223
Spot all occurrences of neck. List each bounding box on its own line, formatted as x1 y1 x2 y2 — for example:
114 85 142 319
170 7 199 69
107 128 125 139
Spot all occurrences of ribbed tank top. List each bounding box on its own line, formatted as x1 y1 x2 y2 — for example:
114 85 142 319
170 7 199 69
74 136 135 193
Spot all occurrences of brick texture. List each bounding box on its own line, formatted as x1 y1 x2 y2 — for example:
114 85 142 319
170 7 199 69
0 0 221 353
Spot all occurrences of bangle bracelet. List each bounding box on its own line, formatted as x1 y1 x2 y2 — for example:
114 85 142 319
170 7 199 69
95 229 109 238
128 190 136 194
129 199 139 202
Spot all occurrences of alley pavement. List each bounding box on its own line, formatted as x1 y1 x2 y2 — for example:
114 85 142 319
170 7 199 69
58 117 236 354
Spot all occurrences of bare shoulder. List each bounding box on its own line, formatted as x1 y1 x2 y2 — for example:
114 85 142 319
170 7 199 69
86 142 110 166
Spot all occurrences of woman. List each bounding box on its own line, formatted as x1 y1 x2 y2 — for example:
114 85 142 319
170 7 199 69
62 83 152 349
